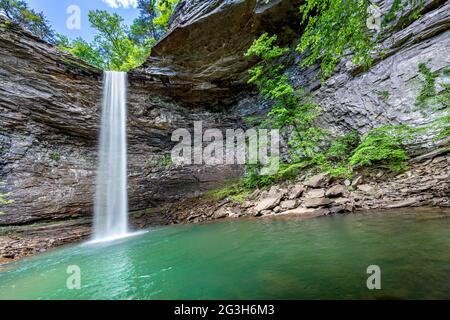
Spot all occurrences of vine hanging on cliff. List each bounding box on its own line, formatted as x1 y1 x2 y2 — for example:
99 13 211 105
296 0 376 78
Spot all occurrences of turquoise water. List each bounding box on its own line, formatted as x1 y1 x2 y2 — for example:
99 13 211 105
0 209 449 299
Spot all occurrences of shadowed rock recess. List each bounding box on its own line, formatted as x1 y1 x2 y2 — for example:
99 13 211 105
0 0 449 256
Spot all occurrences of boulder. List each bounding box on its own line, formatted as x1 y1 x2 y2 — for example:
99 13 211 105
212 207 229 219
326 185 347 197
344 204 356 212
333 197 351 205
254 195 282 213
303 197 333 208
288 185 306 199
304 173 330 188
280 200 298 210
329 206 346 214
305 188 326 198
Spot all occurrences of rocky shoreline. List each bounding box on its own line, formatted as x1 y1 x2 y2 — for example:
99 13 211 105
162 148 450 223
1 148 448 264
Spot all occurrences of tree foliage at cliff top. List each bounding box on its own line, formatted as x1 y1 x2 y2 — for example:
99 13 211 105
58 0 179 71
58 10 154 72
1 0 179 71
0 0 56 44
297 0 375 77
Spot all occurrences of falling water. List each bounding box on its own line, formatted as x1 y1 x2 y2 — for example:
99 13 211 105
93 71 128 241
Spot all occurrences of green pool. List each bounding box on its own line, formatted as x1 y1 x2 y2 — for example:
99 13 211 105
1 209 449 299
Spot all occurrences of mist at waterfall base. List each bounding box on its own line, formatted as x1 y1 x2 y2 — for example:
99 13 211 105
92 71 129 242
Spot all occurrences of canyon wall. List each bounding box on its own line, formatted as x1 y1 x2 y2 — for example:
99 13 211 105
0 0 449 226
0 17 242 225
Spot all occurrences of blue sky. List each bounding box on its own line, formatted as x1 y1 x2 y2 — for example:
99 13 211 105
24 0 140 42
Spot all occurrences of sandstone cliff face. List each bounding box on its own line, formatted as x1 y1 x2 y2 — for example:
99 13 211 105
0 18 242 225
0 0 449 226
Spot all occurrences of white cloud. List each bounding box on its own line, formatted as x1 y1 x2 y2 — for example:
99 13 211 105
101 0 138 9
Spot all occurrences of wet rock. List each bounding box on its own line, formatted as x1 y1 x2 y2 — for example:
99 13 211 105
344 204 356 212
280 207 329 218
329 206 346 214
386 198 420 208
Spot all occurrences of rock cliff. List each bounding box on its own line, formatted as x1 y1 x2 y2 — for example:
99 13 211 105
0 17 243 226
0 0 449 231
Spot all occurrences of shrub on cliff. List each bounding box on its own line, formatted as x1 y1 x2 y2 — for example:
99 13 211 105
348 125 416 172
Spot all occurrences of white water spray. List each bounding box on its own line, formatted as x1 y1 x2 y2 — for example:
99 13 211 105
93 71 128 241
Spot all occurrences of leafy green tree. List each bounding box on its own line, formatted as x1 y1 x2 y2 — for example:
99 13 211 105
57 35 105 70
0 0 56 44
153 0 179 31
245 33 324 161
59 10 153 71
297 0 375 78
134 0 179 41
132 0 160 43
88 10 149 71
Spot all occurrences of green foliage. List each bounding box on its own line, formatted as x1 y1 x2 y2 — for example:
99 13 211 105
245 33 324 160
296 0 375 78
415 63 438 107
378 90 390 102
0 0 56 44
49 152 60 161
414 63 450 144
147 154 173 167
0 226 17 236
348 125 416 172
415 64 449 108
58 10 153 71
153 0 179 31
135 0 179 41
0 192 12 206
57 35 105 70
382 0 403 26
0 181 13 215
382 0 424 30
244 164 276 190
205 180 252 203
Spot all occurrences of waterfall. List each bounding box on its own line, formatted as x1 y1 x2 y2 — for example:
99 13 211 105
93 71 128 241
